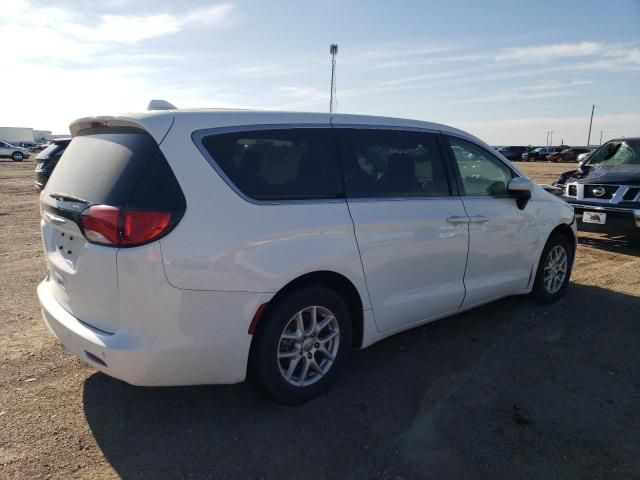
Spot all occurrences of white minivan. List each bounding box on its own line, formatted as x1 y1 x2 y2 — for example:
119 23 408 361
38 109 576 404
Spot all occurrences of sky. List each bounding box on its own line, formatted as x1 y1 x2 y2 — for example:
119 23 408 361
0 0 639 145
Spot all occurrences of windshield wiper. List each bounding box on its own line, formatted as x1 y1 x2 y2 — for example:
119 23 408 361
49 192 90 204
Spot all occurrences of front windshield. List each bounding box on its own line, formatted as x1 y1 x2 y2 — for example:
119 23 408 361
587 140 640 167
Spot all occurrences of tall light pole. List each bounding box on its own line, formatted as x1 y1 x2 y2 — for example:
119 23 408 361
546 131 550 147
329 44 338 113
600 130 604 145
549 130 554 147
586 104 595 146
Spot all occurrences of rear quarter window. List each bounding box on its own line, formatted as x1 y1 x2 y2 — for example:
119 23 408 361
199 128 343 201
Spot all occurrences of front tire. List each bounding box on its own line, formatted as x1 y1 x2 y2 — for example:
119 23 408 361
12 151 24 162
531 232 574 303
251 286 352 405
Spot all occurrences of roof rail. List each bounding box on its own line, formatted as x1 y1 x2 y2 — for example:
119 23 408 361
147 99 177 111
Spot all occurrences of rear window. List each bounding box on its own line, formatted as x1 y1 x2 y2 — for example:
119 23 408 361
200 128 343 201
43 128 184 210
36 142 69 159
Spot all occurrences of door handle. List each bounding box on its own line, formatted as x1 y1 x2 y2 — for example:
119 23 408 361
468 215 489 224
446 215 470 224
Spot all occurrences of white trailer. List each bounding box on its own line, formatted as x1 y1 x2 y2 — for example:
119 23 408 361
33 130 52 143
0 127 35 145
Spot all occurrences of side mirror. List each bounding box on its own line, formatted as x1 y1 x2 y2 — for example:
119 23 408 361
508 177 533 210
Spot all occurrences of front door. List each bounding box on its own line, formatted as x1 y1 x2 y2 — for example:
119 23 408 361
334 127 469 333
0 141 10 156
445 135 538 307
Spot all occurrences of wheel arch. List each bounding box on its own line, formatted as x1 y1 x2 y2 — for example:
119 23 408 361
550 222 577 252
252 270 365 350
527 221 576 291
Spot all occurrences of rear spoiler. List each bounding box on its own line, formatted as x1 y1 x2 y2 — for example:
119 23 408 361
69 113 175 145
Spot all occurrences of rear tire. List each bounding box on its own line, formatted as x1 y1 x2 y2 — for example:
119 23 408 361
251 286 352 405
12 151 23 162
531 232 574 303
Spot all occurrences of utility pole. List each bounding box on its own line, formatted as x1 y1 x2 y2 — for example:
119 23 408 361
586 104 595 146
546 131 550 147
600 130 604 145
329 44 338 113
549 131 554 147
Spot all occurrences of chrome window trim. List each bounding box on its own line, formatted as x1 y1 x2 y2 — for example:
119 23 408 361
192 124 346 206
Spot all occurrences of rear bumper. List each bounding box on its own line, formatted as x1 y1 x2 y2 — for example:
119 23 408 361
570 203 640 236
38 278 270 386
39 279 150 383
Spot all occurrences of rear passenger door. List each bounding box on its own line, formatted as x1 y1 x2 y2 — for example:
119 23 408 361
334 127 469 333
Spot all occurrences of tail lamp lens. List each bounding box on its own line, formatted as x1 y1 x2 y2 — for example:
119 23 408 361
122 210 171 246
81 205 120 245
80 205 173 247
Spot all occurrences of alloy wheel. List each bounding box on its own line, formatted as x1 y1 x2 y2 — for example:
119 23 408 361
277 305 340 387
543 245 568 294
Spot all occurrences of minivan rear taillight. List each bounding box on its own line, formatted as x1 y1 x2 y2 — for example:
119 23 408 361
80 205 175 247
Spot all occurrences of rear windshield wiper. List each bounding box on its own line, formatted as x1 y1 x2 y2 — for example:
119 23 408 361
48 192 90 205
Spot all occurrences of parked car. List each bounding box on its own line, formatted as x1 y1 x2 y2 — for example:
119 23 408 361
34 138 71 190
498 145 531 161
554 137 640 240
548 147 591 163
0 140 30 161
576 149 596 163
522 146 565 162
37 109 576 404
30 143 50 153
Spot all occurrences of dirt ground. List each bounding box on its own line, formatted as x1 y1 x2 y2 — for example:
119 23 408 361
1 158 639 479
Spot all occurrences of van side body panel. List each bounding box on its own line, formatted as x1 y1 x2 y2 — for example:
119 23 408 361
157 114 372 313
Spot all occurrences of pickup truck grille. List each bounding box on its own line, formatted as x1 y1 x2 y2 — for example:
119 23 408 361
567 185 577 197
583 184 619 200
623 188 640 201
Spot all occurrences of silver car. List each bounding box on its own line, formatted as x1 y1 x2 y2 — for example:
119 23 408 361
0 140 30 161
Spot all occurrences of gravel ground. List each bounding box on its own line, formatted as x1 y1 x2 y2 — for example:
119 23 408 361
1 158 639 479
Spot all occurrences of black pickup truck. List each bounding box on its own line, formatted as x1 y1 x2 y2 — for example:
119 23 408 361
553 138 640 240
